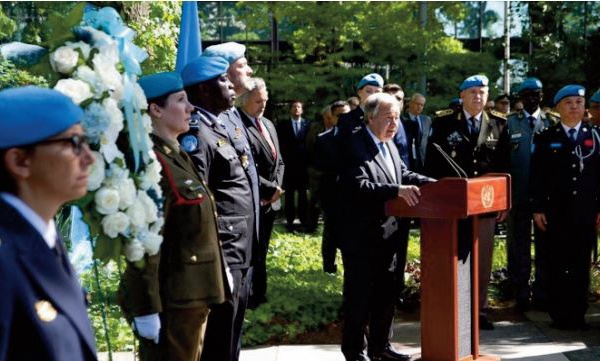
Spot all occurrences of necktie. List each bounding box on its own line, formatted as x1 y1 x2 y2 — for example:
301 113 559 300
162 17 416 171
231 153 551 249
568 128 577 144
293 120 299 137
469 117 479 135
528 116 536 129
256 118 277 159
415 116 422 137
378 142 397 182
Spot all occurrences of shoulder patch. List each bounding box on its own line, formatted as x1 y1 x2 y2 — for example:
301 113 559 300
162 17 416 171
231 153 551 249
435 109 454 118
180 134 199 153
489 109 507 120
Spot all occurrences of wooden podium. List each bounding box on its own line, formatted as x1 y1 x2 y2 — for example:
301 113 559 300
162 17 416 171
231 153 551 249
385 174 511 361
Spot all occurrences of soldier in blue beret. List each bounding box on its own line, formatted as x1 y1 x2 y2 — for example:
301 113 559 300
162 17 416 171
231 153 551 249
0 87 97 360
337 73 384 138
588 90 600 125
118 72 227 361
496 77 557 313
179 56 258 361
530 84 599 330
425 74 506 330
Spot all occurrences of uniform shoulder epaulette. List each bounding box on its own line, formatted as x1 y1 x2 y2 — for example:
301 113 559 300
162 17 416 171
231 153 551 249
435 108 454 118
488 109 507 120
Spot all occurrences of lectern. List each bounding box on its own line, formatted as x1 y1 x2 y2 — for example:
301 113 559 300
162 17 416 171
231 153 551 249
385 174 511 361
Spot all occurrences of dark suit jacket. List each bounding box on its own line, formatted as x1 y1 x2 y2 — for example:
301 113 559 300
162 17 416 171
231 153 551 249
178 107 255 270
119 136 226 317
0 198 97 361
339 127 434 255
277 117 310 184
239 109 285 212
394 114 420 171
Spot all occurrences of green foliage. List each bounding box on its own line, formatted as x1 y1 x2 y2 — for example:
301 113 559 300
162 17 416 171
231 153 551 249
0 58 48 90
243 225 343 346
0 7 16 39
42 2 85 50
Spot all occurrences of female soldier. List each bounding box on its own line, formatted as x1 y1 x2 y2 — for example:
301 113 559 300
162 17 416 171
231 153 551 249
118 72 226 361
0 86 97 360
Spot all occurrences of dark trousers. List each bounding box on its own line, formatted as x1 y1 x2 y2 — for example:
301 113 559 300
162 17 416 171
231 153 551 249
506 207 549 303
394 218 411 300
200 269 250 361
305 168 321 232
341 246 397 361
250 206 276 306
138 306 209 361
284 179 308 227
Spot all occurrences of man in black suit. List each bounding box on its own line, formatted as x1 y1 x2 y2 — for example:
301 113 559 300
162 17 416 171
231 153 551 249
237 78 285 309
339 93 434 361
179 56 255 361
278 100 310 231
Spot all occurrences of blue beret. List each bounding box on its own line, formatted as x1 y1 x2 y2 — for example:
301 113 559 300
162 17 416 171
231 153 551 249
0 42 47 67
459 75 489 91
356 73 384 90
0 86 83 148
519 77 543 92
181 56 230 87
203 42 246 64
590 90 600 103
553 84 585 105
139 72 184 100
449 97 462 106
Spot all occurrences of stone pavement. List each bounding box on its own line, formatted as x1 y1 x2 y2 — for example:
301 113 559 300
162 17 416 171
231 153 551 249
100 304 600 361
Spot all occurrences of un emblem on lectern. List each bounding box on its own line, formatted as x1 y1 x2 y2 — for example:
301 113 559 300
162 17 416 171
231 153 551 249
481 185 494 208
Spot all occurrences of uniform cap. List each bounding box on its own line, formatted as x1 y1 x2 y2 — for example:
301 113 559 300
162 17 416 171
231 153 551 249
356 73 384 90
590 90 600 103
459 75 489 91
449 97 462 106
0 86 83 148
181 56 230 87
138 72 184 100
203 42 246 64
519 77 543 92
553 84 585 105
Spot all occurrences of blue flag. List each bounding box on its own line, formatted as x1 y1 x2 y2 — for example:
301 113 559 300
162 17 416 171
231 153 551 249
175 1 202 73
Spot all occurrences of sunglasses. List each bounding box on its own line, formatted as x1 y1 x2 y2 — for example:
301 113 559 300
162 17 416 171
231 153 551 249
35 134 90 155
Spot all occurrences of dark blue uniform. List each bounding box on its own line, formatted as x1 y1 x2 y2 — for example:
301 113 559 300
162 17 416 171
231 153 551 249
530 122 600 327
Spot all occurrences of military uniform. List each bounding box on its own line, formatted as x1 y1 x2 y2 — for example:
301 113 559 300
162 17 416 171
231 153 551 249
530 121 600 326
119 135 226 361
497 109 558 306
424 106 506 319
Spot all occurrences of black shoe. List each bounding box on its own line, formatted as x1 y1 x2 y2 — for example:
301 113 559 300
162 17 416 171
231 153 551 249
372 347 411 361
479 315 495 330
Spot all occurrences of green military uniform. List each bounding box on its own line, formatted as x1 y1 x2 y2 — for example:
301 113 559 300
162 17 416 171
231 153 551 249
119 135 226 361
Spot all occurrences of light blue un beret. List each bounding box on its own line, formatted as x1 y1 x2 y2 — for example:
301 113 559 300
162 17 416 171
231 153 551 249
181 56 230 87
459 75 489 91
0 86 83 149
356 73 384 90
519 77 543 92
139 72 184 100
203 42 246 64
590 90 600 103
553 84 585 105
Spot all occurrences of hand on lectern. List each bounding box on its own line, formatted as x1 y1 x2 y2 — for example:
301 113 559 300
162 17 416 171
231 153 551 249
533 212 547 231
397 185 421 207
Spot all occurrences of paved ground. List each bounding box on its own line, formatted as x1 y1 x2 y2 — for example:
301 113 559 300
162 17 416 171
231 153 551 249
100 304 600 361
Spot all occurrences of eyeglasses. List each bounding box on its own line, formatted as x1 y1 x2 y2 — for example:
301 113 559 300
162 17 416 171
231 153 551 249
35 134 90 155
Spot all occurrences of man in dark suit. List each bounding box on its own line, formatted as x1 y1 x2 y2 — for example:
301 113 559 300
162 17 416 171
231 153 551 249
339 93 434 361
404 93 432 172
179 56 255 361
278 100 310 231
237 78 285 309
0 87 97 360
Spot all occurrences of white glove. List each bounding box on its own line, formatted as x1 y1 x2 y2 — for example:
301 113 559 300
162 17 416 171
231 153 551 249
133 313 161 344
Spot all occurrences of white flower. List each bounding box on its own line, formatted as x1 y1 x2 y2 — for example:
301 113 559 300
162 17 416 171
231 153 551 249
88 151 105 191
66 41 92 60
126 197 147 227
150 217 164 234
102 97 124 144
138 191 159 224
140 160 162 191
104 163 129 187
142 231 162 256
142 113 153 132
50 46 79 74
75 65 104 98
101 211 130 238
133 82 148 110
54 79 93 105
92 47 123 96
124 239 145 262
118 178 136 210
95 187 120 215
100 139 124 164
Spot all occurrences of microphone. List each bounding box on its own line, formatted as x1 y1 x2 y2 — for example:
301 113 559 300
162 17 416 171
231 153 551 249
432 143 468 178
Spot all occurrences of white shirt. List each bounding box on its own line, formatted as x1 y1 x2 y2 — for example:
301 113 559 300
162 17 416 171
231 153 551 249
561 121 582 139
366 127 397 183
0 192 57 249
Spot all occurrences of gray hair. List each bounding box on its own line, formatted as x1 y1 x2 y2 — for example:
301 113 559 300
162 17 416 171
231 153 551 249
236 77 267 107
364 93 401 120
410 92 425 102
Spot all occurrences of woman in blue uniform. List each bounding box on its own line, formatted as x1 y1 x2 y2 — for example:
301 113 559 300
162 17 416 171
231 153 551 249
0 87 97 360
